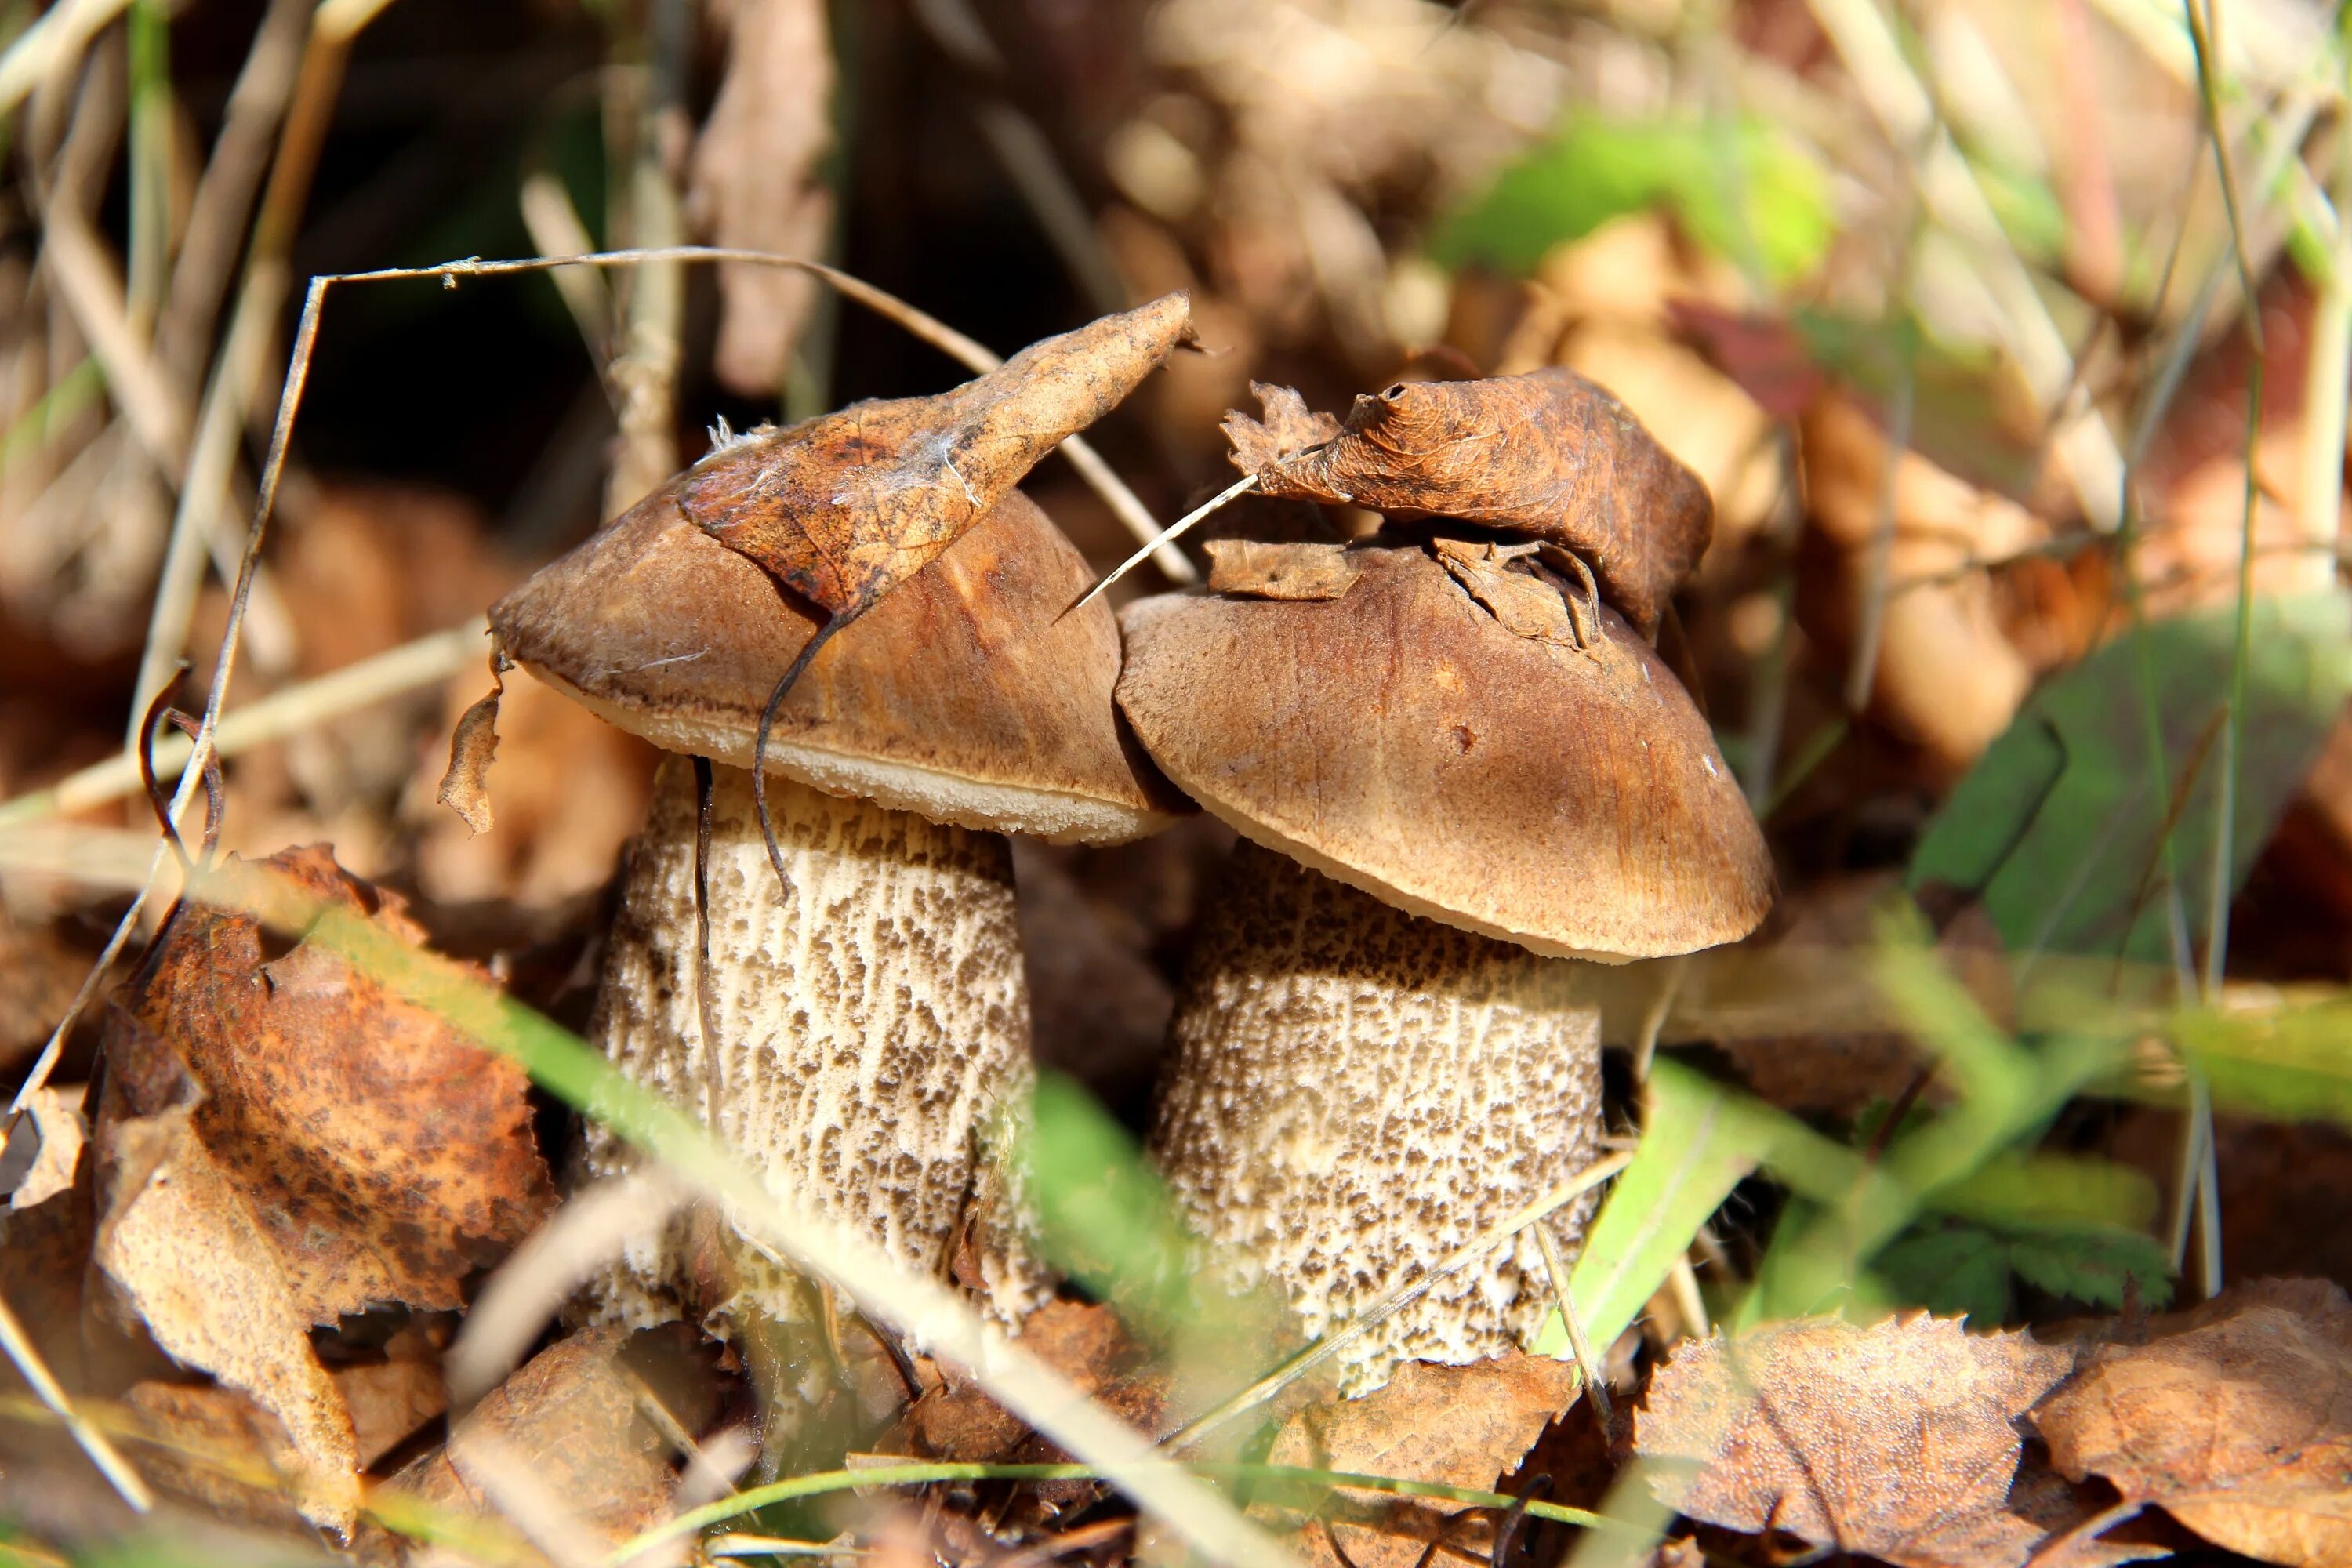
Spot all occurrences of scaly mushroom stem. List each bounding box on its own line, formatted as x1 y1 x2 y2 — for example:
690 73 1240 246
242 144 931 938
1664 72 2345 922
1150 841 1603 1396
579 756 1047 1333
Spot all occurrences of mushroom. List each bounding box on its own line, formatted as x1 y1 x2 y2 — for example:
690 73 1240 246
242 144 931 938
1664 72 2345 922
488 476 1184 1351
1113 534 1770 1393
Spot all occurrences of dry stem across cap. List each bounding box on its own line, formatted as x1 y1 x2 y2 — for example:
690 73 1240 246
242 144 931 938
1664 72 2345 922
493 477 1186 845
1115 543 1772 959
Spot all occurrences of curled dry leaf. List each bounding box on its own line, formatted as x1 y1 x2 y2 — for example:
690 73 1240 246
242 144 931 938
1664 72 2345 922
1261 1354 1581 1568
387 1324 728 1563
1636 1314 2139 1568
684 292 1192 623
434 657 506 836
92 1104 358 1534
1221 368 1711 635
103 845 554 1322
2034 1279 2352 1568
1432 538 1584 648
1203 539 1363 601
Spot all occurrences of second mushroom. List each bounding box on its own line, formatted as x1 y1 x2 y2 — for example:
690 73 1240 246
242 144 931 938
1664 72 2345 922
1115 372 1773 1393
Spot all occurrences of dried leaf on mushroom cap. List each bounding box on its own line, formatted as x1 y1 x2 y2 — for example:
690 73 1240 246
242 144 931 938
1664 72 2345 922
684 292 1193 625
1116 543 1769 960
1221 368 1713 636
492 485 1186 844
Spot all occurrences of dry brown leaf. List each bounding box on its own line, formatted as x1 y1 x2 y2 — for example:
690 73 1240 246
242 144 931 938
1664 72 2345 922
1636 1314 2133 1568
118 1380 323 1533
2034 1279 2352 1567
1432 537 1582 648
1262 1355 1581 1568
688 0 835 394
1203 539 1363 601
684 293 1191 624
92 1104 358 1534
387 1324 726 1562
1221 368 1710 635
435 673 503 836
6 1084 85 1211
103 846 554 1322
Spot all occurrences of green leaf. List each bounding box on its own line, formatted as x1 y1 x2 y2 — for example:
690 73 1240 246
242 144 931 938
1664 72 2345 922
1023 1070 1203 1342
1534 1058 1788 1357
1874 1224 2012 1324
1909 593 2352 986
2005 1223 2175 1310
2174 996 2352 1126
1434 114 1832 285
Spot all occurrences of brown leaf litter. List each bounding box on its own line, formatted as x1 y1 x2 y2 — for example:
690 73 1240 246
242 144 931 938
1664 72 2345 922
101 844 555 1322
1636 1313 2143 1568
1260 1354 1582 1568
1221 369 1711 635
382 1323 731 1566
2034 1278 2352 1568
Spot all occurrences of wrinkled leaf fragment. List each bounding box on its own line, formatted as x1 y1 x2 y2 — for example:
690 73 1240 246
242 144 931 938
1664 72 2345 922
1221 369 1710 634
1204 539 1363 602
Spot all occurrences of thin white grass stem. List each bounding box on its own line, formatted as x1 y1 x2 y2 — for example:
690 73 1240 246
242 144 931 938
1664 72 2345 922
1073 472 1257 612
1 618 488 829
1163 1149 1632 1454
0 1284 153 1512
0 0 131 117
1531 1221 1610 1423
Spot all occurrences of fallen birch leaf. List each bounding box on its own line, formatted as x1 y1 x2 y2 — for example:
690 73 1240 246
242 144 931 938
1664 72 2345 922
106 846 554 1321
1261 1355 1581 1568
684 293 1190 622
2034 1279 2352 1568
1221 368 1710 634
1204 539 1363 601
1637 1314 2136 1568
92 1104 358 1534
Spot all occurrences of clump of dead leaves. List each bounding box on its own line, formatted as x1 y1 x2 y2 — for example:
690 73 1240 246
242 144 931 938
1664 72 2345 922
1638 1280 2352 1568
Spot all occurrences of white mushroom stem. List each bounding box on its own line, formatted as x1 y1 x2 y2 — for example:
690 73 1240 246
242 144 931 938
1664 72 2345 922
579 756 1047 1335
1149 841 1603 1396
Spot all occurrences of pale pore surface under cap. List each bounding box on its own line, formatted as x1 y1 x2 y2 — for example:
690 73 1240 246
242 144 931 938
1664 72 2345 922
1151 843 1602 1395
578 757 1047 1330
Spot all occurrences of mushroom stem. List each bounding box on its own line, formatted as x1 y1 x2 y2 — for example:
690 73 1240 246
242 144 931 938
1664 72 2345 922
579 756 1047 1332
1149 841 1603 1396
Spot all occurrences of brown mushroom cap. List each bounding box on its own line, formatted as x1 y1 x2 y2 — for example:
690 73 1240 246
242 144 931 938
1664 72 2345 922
1114 543 1772 959
494 477 1185 845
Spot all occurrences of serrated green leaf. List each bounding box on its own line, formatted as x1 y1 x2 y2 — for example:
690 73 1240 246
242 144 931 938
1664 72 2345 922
1874 1223 2013 1324
2005 1224 2175 1310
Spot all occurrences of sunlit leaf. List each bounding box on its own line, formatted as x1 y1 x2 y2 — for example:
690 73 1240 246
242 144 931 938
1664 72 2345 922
1435 113 1832 285
1910 594 2352 989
